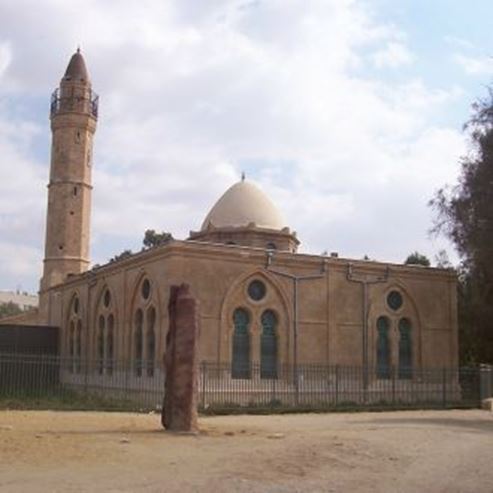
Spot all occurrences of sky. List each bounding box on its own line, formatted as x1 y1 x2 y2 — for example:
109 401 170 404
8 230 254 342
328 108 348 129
0 0 492 293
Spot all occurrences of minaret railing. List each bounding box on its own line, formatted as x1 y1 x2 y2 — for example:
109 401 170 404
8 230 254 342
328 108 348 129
50 88 99 119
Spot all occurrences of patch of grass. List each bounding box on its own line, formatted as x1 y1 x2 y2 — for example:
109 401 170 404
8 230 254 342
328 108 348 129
198 398 480 416
0 389 148 412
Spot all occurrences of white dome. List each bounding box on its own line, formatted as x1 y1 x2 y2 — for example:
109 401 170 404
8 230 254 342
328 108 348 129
201 180 287 231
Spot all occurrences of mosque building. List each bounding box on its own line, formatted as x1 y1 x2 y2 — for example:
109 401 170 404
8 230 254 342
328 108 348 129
12 50 459 381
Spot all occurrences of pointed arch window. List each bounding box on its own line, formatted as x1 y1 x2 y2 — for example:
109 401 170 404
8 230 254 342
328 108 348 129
260 310 278 379
75 320 82 373
131 277 159 378
398 318 413 379
376 316 391 379
106 314 114 375
94 287 117 376
146 306 156 377
134 309 143 377
97 315 105 375
67 295 83 374
232 308 251 379
69 321 75 373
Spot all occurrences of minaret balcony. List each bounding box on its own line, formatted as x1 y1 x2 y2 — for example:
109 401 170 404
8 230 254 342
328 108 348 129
50 88 99 119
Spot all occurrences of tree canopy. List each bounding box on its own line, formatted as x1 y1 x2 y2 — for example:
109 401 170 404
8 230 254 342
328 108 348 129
430 86 493 364
109 249 133 263
142 229 173 249
404 251 431 267
0 301 24 320
106 230 173 264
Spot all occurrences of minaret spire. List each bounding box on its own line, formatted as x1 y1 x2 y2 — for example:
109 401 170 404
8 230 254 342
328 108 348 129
40 50 98 300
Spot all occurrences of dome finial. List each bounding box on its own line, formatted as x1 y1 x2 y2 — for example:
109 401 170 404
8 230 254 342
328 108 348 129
241 171 246 182
77 45 81 54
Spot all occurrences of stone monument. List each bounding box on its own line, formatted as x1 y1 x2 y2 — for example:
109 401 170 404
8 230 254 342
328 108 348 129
161 284 200 432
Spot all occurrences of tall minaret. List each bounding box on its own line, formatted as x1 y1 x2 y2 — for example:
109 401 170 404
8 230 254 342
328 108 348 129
40 49 98 293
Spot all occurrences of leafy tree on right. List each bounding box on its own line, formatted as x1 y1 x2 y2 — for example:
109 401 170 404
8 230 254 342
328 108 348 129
430 87 493 364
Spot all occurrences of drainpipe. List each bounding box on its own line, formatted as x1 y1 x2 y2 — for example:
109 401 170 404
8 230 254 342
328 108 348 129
266 251 327 404
346 263 389 392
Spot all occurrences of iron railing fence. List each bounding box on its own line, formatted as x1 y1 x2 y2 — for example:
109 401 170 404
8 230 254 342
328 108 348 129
0 352 491 412
199 362 483 411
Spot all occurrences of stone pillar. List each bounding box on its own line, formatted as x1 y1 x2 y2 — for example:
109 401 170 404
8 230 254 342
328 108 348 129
161 284 200 432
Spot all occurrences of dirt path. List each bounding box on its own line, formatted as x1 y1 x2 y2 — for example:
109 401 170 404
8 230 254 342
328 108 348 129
0 409 492 492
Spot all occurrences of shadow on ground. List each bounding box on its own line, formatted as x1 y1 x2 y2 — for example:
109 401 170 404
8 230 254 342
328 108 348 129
356 415 493 433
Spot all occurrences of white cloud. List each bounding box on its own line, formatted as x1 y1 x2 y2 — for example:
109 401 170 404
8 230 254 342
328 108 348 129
0 0 467 290
444 35 475 51
0 41 12 80
454 53 493 76
372 41 414 68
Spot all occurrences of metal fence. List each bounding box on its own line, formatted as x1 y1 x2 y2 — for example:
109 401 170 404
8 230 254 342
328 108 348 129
0 352 491 412
200 362 485 411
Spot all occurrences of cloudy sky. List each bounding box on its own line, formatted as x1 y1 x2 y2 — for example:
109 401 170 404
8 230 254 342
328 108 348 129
0 0 492 293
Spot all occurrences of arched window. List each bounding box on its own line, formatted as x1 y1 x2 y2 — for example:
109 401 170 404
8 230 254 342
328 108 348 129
69 321 75 373
131 277 160 378
94 287 117 376
376 316 391 379
134 309 143 377
106 314 114 375
232 308 251 379
260 310 278 379
398 318 413 379
146 306 156 377
97 315 105 375
67 295 83 374
75 320 82 374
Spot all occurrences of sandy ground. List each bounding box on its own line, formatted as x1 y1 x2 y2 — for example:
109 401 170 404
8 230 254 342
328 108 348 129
0 409 492 493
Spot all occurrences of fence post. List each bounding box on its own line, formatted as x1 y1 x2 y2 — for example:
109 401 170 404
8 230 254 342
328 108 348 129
442 367 447 408
84 356 88 396
479 364 493 401
335 365 339 407
271 371 276 407
392 365 396 405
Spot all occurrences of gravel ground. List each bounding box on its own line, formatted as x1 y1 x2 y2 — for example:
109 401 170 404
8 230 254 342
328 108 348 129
0 409 492 492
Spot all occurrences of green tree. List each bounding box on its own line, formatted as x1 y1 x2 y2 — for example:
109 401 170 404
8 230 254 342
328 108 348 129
107 230 173 263
430 86 493 364
142 229 173 249
0 301 24 320
404 251 431 267
109 249 133 263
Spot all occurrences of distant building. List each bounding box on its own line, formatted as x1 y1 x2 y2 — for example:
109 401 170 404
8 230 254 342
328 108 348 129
0 291 38 311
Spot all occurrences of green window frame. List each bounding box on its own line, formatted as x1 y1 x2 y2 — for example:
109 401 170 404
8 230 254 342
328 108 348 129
232 308 251 379
260 310 278 379
134 309 143 377
398 318 413 379
376 316 391 379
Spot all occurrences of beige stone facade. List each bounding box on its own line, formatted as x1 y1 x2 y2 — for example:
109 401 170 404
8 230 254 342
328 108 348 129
33 51 458 377
42 240 458 371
